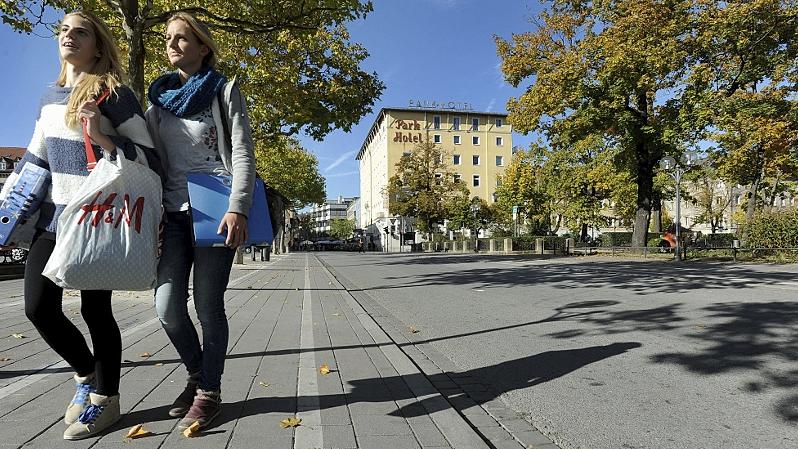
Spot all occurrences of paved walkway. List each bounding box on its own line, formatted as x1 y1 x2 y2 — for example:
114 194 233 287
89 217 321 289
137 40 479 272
0 253 555 449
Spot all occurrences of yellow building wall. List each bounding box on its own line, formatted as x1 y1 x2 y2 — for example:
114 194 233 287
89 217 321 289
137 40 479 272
383 109 512 204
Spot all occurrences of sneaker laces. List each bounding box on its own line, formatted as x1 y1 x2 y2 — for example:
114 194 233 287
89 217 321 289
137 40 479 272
72 382 95 405
77 403 105 424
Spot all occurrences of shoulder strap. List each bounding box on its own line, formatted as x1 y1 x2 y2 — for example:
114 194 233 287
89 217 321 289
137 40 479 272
217 84 232 150
83 89 111 171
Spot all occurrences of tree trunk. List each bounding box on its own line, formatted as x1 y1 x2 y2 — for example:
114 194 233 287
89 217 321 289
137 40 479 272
631 91 656 250
651 189 662 234
580 222 588 242
120 2 147 106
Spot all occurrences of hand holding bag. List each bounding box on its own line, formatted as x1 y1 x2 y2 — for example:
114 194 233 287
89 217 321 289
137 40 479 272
42 91 162 291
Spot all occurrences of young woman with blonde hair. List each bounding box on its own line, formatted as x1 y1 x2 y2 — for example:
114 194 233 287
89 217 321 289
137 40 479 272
146 12 255 431
0 10 156 440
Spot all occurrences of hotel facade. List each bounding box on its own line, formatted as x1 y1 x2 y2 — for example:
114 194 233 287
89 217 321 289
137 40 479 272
356 104 513 251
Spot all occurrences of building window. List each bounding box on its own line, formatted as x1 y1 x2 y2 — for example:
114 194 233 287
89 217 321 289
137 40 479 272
454 135 461 145
453 117 461 130
496 136 503 146
496 155 504 166
492 192 498 202
495 118 503 127
0 161 6 170
473 155 480 165
453 154 461 165
472 136 480 145
472 118 479 131
433 134 441 143
473 175 480 187
497 178 502 187
433 115 441 130
453 173 461 183
403 151 411 157
434 173 442 185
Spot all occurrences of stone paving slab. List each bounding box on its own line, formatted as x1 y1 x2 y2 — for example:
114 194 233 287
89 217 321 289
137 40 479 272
0 253 496 448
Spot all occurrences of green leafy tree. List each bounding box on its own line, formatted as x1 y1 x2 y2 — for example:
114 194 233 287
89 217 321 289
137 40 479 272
1 0 384 140
496 0 798 248
254 136 325 209
329 218 355 240
496 0 695 247
386 139 466 235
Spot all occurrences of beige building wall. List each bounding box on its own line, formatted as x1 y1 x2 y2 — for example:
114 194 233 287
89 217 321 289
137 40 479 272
357 107 512 247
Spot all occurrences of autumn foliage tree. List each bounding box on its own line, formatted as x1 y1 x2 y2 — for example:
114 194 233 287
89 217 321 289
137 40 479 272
386 139 468 235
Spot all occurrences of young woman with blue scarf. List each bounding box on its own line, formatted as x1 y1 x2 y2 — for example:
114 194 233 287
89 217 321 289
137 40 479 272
145 12 256 431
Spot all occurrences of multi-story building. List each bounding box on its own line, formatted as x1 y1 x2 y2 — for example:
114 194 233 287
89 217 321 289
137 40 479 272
0 147 25 191
356 104 512 250
309 196 357 236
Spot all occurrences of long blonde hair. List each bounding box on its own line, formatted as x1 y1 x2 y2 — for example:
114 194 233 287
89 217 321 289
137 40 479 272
167 12 220 68
56 11 125 128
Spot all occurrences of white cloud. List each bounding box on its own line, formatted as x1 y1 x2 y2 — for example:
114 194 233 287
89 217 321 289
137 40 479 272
486 98 496 112
326 170 359 178
323 150 358 173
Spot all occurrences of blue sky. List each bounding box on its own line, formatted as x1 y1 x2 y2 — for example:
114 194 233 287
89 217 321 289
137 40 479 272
0 0 544 200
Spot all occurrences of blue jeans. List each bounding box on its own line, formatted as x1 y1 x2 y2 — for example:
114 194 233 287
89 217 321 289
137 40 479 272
155 212 234 392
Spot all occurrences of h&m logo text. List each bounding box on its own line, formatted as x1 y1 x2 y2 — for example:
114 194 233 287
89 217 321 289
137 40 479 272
78 191 146 233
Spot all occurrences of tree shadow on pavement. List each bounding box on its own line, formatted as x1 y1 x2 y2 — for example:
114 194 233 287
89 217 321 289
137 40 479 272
649 300 798 422
358 260 798 295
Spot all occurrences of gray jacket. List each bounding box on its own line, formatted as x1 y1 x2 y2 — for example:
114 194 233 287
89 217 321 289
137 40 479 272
145 79 257 216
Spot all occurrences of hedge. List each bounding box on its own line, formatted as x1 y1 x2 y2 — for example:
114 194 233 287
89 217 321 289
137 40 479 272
745 210 798 248
600 232 634 247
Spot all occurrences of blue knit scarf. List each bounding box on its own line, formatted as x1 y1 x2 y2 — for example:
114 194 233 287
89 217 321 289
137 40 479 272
148 67 227 118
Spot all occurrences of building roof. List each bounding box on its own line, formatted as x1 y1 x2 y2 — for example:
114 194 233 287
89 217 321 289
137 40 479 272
356 107 509 161
0 147 25 159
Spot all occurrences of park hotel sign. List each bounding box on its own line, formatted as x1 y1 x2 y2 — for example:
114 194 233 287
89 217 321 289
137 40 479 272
393 100 475 143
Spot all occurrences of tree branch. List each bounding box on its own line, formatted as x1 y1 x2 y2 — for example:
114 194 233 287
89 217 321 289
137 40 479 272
142 6 342 32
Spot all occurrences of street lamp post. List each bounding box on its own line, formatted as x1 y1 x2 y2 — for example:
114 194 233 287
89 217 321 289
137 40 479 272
660 152 698 261
470 200 480 253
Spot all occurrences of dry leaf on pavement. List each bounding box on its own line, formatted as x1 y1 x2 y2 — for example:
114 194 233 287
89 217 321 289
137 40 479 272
319 364 331 375
280 417 302 428
0 357 10 362
125 424 152 439
11 333 25 339
183 421 201 438
258 381 270 388
138 352 152 358
408 326 420 334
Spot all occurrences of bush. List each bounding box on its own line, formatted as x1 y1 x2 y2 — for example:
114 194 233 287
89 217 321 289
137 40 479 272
647 236 667 248
745 210 798 248
700 233 736 248
600 232 634 247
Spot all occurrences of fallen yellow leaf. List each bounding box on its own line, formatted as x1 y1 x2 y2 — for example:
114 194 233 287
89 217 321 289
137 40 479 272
154 362 164 366
280 417 301 428
125 424 152 439
258 381 270 388
11 333 25 339
408 326 420 334
319 364 331 376
138 352 152 358
183 421 201 438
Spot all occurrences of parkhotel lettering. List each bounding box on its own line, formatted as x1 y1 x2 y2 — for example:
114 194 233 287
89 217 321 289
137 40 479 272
392 119 422 143
408 99 474 111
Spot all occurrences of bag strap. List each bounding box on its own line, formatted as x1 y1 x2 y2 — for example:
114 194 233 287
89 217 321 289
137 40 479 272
216 86 232 151
82 89 111 171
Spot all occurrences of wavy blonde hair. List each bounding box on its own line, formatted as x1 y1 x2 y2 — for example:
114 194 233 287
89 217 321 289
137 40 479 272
56 11 125 128
167 13 220 68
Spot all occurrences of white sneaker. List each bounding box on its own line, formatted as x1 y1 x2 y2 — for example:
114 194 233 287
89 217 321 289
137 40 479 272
63 393 120 440
64 373 95 425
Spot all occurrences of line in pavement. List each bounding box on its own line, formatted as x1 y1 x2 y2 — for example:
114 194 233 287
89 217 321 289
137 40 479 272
317 254 490 449
0 267 262 402
294 254 324 449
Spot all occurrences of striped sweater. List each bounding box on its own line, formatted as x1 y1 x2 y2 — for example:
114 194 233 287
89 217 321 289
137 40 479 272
0 84 156 233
